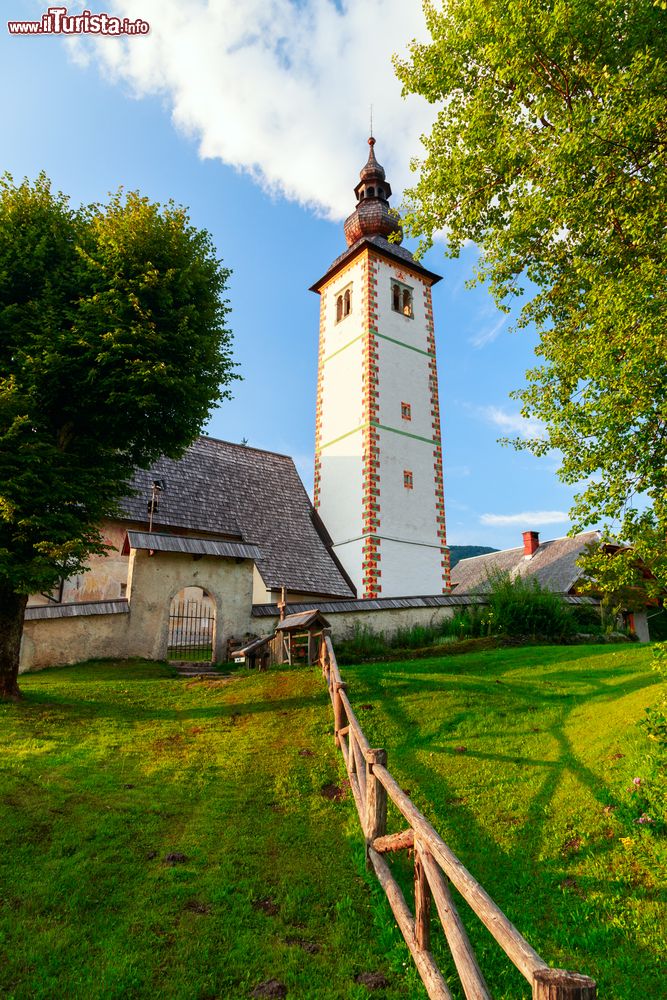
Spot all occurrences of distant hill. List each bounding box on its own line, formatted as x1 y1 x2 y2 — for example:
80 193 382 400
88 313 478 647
449 545 499 569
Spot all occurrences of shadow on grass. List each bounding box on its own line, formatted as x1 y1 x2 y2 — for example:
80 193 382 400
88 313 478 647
343 648 662 995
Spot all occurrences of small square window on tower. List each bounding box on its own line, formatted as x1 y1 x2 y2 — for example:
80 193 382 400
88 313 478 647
404 470 413 489
391 280 414 318
401 401 411 421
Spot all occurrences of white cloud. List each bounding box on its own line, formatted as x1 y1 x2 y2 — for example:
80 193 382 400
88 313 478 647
480 510 570 526
480 405 546 440
469 314 507 349
66 1 437 220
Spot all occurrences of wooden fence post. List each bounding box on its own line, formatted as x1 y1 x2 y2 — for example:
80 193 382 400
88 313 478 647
333 682 347 747
532 970 596 999
365 748 387 865
414 843 431 952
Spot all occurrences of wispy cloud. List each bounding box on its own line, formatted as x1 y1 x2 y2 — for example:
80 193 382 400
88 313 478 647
479 405 546 440
480 510 570 526
469 314 508 349
66 1 436 220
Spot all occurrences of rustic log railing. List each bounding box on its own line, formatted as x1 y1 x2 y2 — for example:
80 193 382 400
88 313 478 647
319 633 597 1000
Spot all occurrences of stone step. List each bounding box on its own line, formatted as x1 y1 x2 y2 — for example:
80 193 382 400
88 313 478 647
169 660 229 679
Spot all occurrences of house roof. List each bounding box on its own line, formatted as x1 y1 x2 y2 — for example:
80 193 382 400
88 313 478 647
119 437 355 599
449 530 601 594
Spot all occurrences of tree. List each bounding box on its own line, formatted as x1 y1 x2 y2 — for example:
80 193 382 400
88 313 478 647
0 175 235 698
396 0 667 571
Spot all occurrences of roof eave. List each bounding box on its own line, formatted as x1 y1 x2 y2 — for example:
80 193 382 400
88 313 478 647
309 238 442 293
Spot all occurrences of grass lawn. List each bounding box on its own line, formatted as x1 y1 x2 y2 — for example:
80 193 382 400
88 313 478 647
0 661 420 1000
344 644 667 999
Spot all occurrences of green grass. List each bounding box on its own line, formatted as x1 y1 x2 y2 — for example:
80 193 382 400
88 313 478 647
2 648 664 1000
343 644 667 999
0 660 420 1000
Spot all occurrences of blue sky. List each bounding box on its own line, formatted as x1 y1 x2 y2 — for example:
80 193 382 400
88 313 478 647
1 0 582 550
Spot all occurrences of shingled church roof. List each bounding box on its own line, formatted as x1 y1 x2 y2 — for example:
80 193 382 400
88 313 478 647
119 436 356 599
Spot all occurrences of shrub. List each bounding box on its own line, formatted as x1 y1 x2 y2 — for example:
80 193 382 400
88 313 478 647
569 602 604 634
486 572 575 639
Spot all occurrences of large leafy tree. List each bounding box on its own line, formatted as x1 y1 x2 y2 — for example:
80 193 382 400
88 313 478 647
396 0 667 574
0 175 234 698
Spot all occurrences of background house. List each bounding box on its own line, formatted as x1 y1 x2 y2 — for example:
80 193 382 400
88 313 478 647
450 529 651 641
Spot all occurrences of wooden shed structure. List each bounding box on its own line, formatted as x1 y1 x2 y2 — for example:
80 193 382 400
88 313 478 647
233 609 331 670
275 609 331 665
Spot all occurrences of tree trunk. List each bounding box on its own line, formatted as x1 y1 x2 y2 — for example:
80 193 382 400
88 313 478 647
0 586 28 700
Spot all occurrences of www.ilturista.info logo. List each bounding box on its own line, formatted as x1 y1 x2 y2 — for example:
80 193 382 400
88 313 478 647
7 7 149 35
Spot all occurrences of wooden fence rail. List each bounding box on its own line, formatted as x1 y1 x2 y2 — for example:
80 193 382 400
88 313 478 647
319 632 597 1000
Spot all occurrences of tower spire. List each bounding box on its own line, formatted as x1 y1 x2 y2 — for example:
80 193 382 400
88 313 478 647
343 136 403 247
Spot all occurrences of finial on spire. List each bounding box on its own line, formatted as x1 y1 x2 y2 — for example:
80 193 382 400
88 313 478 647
370 104 374 140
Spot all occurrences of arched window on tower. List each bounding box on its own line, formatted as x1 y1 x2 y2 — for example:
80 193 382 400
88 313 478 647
392 280 414 319
367 186 375 197
335 283 352 324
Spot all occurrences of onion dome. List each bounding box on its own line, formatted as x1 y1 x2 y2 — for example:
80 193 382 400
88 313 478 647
343 137 403 247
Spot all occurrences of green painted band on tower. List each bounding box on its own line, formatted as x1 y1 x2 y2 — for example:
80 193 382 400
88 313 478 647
319 421 439 451
318 425 364 450
375 332 433 357
321 330 433 365
323 334 363 363
373 422 440 445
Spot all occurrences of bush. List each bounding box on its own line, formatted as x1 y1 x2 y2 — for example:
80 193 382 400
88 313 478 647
486 572 575 639
569 602 604 634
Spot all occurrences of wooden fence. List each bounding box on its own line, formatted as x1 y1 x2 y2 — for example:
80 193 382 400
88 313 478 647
319 633 597 1000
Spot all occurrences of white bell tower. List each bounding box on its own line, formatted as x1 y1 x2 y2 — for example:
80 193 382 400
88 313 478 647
311 138 449 599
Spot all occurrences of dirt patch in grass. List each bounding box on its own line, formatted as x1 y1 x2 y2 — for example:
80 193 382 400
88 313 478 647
284 935 320 954
354 971 390 990
164 852 188 865
184 900 211 915
252 897 279 916
320 781 348 801
251 979 287 998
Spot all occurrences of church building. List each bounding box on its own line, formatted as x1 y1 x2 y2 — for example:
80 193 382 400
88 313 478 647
311 138 449 599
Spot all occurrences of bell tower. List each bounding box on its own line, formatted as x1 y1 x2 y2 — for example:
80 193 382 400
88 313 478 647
311 138 449 599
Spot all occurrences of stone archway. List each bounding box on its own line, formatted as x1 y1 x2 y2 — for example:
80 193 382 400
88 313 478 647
167 586 216 662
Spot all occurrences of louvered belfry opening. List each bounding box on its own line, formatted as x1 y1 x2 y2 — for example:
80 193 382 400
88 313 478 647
167 587 215 662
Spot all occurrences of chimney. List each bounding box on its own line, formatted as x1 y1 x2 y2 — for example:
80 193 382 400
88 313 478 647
523 531 540 557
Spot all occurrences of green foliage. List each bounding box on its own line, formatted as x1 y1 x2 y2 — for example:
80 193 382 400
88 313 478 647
0 173 235 597
568 601 604 635
0 661 416 999
486 572 576 638
645 642 667 749
345 645 665 997
396 1 667 564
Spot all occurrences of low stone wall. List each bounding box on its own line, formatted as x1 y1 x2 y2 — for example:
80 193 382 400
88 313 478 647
250 596 484 643
20 604 132 673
